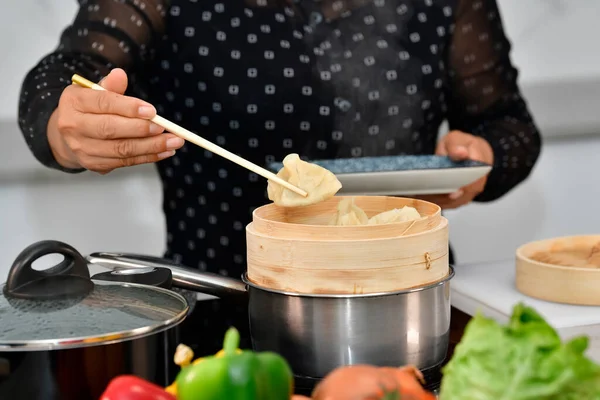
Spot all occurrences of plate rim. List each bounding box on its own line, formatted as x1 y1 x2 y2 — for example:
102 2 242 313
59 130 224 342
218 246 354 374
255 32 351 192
268 155 492 175
334 164 493 178
335 165 492 196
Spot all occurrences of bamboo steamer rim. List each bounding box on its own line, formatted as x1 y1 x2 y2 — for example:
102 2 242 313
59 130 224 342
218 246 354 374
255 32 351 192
241 267 455 298
246 215 448 243
516 235 600 306
247 196 448 295
516 234 600 273
252 195 440 228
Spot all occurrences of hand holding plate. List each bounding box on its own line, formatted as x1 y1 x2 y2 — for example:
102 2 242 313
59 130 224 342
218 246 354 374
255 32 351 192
418 130 493 209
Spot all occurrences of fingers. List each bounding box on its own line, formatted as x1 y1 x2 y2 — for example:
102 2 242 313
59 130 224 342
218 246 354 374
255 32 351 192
65 68 154 119
448 189 464 200
79 151 177 174
68 113 165 139
54 68 178 174
442 180 484 208
436 130 473 161
434 139 448 156
464 142 487 164
415 194 451 208
99 68 128 94
427 131 494 210
417 192 473 210
417 175 487 210
66 86 156 119
70 134 184 159
466 176 487 194
447 145 469 161
438 195 473 210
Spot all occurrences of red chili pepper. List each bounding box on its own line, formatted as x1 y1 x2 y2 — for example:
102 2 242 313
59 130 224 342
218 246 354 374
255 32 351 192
100 375 176 400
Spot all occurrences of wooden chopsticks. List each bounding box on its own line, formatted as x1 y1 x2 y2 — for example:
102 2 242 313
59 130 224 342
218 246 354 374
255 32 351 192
71 74 308 198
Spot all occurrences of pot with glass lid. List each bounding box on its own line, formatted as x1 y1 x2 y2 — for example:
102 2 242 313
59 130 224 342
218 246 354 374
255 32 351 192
0 240 189 400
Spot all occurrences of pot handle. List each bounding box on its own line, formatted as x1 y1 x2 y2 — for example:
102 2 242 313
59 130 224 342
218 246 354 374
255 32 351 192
4 240 93 299
86 252 248 299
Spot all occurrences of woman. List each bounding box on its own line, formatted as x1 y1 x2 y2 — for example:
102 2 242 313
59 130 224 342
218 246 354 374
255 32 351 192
18 0 541 355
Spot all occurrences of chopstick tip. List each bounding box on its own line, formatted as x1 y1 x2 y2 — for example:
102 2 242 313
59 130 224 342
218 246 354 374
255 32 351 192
291 186 308 197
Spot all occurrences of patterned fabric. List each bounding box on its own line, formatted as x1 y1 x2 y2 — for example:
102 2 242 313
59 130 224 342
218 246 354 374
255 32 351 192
18 0 541 355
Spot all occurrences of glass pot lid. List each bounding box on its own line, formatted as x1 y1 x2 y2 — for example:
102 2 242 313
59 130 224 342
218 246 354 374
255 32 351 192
0 240 189 351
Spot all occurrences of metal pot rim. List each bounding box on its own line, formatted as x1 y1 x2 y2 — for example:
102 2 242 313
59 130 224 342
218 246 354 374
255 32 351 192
242 265 455 298
0 282 189 352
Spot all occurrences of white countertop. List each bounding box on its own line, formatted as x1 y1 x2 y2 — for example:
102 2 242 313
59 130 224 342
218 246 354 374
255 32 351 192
451 259 600 329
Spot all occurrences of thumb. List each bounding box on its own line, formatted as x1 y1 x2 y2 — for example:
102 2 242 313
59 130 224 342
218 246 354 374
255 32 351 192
99 68 128 94
441 131 472 160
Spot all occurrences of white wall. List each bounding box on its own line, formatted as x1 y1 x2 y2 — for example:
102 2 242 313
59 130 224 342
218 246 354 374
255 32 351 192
500 0 600 84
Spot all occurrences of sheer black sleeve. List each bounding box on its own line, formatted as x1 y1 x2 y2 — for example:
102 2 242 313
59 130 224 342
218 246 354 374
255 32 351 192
445 0 542 202
17 0 168 172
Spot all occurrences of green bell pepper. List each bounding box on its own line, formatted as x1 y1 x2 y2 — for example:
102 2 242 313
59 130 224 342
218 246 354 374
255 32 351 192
175 327 293 400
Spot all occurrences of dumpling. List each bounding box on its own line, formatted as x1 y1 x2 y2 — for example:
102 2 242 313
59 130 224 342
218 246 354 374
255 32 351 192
267 154 342 207
368 206 421 225
328 197 369 226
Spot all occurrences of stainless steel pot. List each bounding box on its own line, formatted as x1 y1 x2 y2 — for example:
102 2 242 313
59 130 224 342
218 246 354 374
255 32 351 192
0 241 189 400
88 252 454 378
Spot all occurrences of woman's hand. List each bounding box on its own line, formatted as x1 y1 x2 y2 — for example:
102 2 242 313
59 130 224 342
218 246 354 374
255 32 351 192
47 68 184 173
418 130 494 209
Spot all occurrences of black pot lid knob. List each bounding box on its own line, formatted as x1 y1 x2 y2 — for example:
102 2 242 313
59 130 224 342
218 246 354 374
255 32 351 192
3 240 93 300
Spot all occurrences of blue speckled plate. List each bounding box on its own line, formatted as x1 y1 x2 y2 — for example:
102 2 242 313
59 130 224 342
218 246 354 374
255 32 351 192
268 155 492 196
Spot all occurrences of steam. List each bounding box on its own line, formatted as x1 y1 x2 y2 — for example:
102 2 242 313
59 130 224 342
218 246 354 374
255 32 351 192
298 0 426 157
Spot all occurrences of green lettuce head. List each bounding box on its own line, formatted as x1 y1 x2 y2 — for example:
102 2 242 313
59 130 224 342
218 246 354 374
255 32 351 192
440 303 600 400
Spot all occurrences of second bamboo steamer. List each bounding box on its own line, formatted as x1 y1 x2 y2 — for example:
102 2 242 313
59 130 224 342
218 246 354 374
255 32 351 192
246 196 449 294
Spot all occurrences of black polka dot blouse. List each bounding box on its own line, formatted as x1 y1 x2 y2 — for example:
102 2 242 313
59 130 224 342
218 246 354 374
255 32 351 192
19 0 541 280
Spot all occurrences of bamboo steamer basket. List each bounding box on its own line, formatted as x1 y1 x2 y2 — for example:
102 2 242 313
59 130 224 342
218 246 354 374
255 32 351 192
246 196 449 294
516 235 600 306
